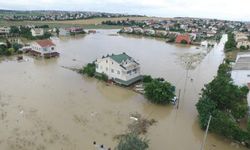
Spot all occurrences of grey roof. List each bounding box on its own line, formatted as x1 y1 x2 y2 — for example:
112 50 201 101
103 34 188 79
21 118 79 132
233 63 250 70
237 57 250 63
233 56 250 70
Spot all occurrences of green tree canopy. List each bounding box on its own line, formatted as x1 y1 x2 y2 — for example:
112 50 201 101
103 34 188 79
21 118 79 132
80 63 96 77
196 62 250 143
144 79 175 105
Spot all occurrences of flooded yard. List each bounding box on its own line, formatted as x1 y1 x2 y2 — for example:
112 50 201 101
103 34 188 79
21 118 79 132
0 30 247 150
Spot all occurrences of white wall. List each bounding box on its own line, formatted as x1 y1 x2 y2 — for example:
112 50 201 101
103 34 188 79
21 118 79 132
31 43 56 55
96 57 140 81
31 29 44 37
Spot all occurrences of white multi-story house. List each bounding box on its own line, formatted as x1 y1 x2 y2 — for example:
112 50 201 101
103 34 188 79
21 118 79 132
95 53 142 86
31 28 44 37
30 39 59 58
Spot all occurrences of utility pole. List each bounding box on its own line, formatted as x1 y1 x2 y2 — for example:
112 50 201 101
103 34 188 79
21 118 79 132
200 115 212 150
176 89 181 109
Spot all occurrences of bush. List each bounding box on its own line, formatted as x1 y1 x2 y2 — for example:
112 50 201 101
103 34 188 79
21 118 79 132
142 75 153 83
80 63 96 77
12 43 23 52
7 48 15 55
96 73 108 82
115 133 149 150
240 46 247 50
180 40 188 44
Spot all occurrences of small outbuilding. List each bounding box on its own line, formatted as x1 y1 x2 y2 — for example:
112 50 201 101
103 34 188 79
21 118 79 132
175 34 191 44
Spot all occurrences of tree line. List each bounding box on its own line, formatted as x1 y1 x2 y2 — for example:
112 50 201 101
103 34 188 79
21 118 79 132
9 26 52 40
0 39 22 56
196 61 250 146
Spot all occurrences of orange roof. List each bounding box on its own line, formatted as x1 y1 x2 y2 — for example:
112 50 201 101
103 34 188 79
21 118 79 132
36 39 55 47
175 34 191 44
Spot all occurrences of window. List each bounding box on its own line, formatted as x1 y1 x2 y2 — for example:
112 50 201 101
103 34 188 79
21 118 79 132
106 60 108 63
100 66 102 69
247 74 250 77
127 71 131 74
117 71 120 74
106 67 108 71
51 47 54 50
96 64 98 69
111 69 114 73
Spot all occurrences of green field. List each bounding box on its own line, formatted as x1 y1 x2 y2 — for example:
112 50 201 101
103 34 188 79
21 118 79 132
0 16 159 29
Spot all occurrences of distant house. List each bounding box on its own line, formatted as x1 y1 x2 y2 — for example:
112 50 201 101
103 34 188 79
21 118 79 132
231 52 250 87
31 28 44 37
143 29 155 36
120 27 133 33
95 53 142 86
133 27 144 34
237 40 250 49
201 41 208 47
30 39 59 58
175 34 191 44
206 31 216 37
155 30 167 37
235 32 248 42
66 27 85 35
0 27 10 35
59 28 70 36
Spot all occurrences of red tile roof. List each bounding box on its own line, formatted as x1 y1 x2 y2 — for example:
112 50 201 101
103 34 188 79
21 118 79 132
175 34 191 44
36 39 55 47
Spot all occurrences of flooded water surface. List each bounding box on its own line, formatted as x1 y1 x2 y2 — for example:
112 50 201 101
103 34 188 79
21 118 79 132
0 30 247 150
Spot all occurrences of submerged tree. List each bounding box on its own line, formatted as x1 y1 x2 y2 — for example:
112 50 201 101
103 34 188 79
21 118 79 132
115 133 149 150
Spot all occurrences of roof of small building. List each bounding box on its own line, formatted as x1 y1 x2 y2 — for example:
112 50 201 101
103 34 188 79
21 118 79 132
233 56 250 70
31 28 43 32
110 53 131 64
175 34 191 44
35 39 55 47
233 63 250 70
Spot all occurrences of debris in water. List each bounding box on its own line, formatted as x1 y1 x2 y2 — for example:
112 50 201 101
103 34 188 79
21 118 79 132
20 110 24 114
114 113 157 141
130 116 138 121
128 113 157 135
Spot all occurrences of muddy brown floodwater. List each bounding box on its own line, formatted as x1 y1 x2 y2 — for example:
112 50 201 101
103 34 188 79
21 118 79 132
0 30 247 150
